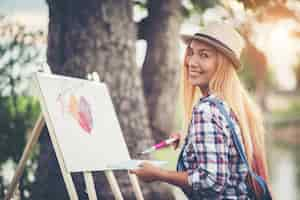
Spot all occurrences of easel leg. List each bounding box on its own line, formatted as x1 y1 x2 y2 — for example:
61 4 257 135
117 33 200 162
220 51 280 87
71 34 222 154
33 70 79 199
104 170 124 200
83 172 98 200
4 114 79 200
128 173 144 200
45 117 79 200
5 115 45 200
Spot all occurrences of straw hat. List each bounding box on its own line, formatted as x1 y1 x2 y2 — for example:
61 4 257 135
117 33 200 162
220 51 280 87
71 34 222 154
181 22 245 70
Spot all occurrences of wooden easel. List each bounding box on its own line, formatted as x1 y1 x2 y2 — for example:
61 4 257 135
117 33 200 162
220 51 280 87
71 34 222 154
5 66 144 200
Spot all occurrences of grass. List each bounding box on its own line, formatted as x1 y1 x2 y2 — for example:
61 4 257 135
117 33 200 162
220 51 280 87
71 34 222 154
151 147 181 171
268 100 300 128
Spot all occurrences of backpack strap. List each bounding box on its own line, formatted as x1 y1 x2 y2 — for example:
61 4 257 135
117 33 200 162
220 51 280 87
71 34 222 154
202 98 270 197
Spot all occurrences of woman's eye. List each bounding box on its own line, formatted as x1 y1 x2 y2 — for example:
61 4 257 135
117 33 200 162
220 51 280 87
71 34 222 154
199 53 209 58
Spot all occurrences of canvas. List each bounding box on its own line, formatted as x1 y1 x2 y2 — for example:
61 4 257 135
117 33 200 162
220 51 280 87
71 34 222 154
34 72 165 172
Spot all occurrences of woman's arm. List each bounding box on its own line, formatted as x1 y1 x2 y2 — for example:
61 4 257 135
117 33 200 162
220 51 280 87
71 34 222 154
131 102 230 195
160 168 191 192
129 162 191 191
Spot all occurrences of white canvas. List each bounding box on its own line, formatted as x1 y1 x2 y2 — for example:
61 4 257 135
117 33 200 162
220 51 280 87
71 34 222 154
34 72 152 172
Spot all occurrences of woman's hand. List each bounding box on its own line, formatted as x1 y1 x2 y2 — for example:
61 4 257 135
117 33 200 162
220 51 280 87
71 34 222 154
169 132 181 150
129 162 163 183
130 162 190 189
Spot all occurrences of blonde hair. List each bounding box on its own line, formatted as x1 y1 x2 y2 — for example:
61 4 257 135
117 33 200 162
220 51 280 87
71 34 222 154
181 48 270 192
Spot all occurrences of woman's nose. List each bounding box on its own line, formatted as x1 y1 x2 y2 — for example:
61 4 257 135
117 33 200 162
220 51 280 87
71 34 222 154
188 58 200 69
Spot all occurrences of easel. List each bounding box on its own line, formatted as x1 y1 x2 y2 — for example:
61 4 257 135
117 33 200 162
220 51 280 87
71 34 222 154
5 65 144 200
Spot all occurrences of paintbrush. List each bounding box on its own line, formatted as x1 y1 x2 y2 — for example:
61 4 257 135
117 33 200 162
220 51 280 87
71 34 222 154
139 136 180 155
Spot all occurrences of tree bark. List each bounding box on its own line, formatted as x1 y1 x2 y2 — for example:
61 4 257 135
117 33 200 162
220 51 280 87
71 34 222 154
31 0 173 199
142 0 183 142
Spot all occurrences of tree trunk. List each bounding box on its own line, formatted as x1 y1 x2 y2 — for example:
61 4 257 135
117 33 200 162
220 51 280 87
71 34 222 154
141 0 183 142
31 0 173 199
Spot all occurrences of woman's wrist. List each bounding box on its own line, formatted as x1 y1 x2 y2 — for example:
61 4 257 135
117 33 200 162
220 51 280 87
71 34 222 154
151 168 174 183
156 168 169 182
157 169 189 188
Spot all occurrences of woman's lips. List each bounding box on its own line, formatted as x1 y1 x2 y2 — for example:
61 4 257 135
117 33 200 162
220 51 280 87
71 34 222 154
189 71 203 77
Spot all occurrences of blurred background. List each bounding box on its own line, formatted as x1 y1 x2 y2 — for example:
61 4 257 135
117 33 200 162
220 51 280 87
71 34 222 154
0 0 299 199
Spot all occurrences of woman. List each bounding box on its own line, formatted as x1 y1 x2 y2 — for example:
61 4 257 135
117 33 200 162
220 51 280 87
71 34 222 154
130 22 270 199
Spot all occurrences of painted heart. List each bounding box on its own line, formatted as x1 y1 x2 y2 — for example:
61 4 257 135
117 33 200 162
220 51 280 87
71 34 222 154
66 95 93 134
78 111 92 133
78 96 93 134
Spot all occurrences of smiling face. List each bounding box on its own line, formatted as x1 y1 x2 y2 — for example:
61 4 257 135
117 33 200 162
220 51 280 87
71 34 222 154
186 39 218 94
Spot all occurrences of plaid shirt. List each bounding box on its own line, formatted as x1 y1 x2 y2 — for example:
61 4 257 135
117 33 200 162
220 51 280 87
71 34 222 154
177 94 251 199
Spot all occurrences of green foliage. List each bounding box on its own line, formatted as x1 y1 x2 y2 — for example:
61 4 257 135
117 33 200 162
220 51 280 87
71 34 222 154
132 0 219 20
0 96 40 164
0 15 44 96
272 100 300 119
181 0 219 18
189 0 219 11
264 97 300 129
0 15 44 199
0 96 40 199
132 0 147 9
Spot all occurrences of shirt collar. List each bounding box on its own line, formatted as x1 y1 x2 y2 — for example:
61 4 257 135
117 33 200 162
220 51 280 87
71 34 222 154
199 91 215 101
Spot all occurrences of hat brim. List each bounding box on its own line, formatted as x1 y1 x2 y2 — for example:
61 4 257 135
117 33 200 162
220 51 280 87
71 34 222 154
181 34 241 70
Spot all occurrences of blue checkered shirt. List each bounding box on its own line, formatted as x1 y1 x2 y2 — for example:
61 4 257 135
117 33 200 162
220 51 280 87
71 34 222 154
177 94 251 199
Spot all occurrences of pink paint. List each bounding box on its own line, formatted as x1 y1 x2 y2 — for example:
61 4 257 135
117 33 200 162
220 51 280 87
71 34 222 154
78 111 92 133
78 96 93 134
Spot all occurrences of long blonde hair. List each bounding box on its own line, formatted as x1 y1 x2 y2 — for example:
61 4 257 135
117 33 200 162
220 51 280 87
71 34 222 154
181 48 270 191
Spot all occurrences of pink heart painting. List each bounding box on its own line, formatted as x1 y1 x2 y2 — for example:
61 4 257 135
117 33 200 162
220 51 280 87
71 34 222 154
63 94 94 134
78 96 93 133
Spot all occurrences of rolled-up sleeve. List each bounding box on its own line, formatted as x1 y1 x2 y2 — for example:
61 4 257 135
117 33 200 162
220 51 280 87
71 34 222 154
187 103 230 196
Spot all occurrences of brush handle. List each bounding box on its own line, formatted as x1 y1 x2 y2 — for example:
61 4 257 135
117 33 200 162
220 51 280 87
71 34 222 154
154 137 179 149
